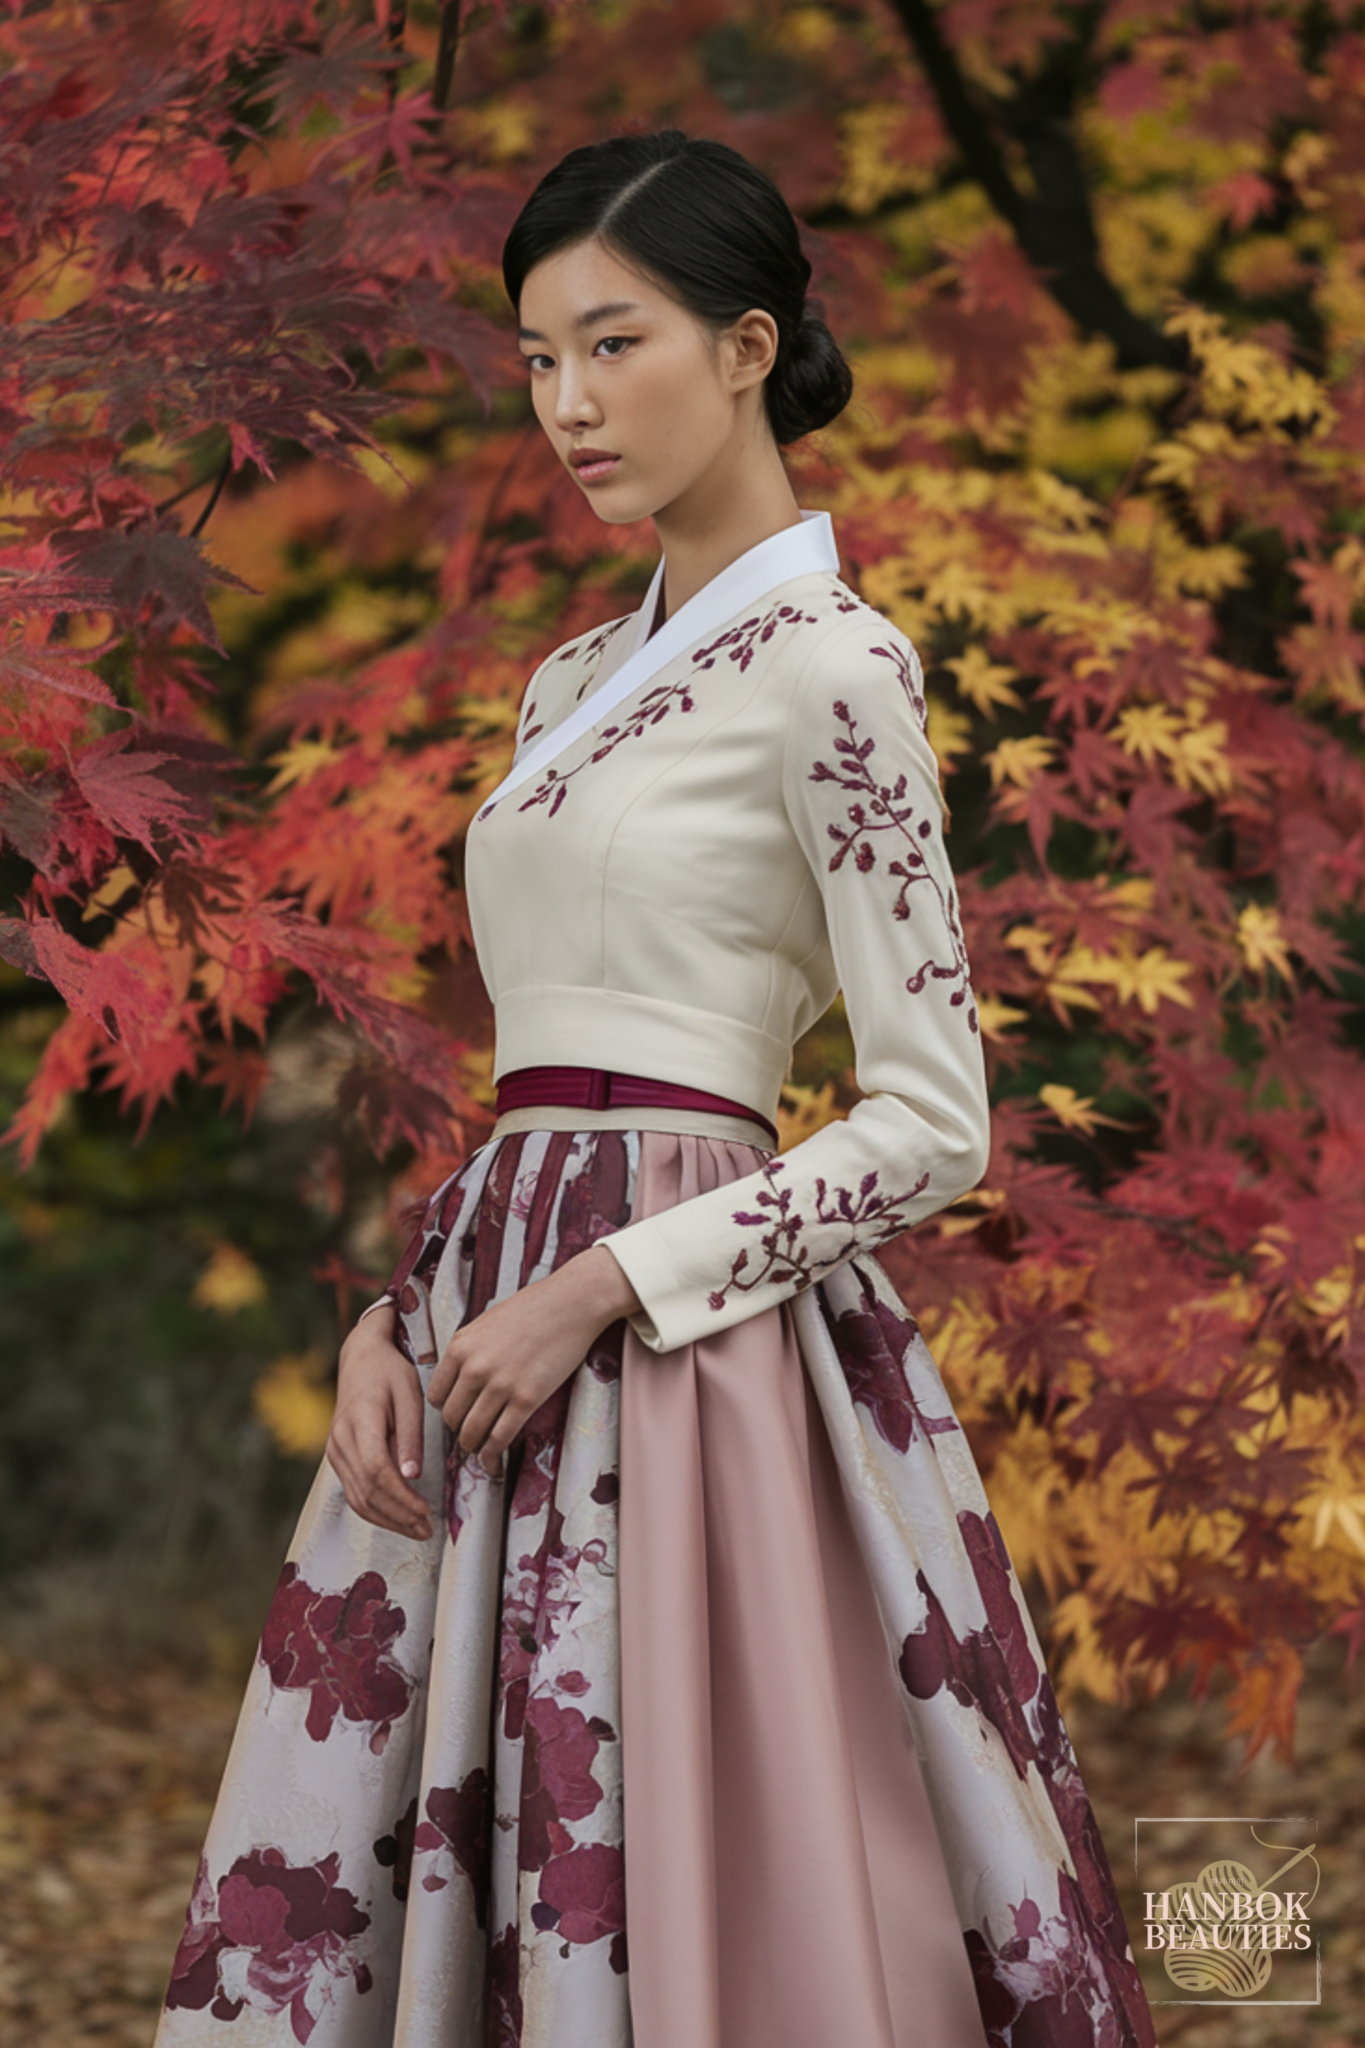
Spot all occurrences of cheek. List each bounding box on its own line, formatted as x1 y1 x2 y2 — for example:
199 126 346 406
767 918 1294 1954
530 378 559 436
628 348 730 452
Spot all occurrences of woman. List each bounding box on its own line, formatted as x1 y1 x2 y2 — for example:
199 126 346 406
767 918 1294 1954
158 133 1155 2048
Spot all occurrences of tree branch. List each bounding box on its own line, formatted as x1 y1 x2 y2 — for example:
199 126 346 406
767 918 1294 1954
886 0 1183 370
431 0 464 112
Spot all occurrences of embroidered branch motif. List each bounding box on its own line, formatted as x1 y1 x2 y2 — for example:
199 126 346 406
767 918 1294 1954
689 600 819 673
572 617 632 703
706 1156 930 1312
520 599 817 814
869 638 928 731
811 702 978 1032
518 676 699 816
820 578 929 727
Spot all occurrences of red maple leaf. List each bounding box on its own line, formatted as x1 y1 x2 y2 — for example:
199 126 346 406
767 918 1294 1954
51 528 255 654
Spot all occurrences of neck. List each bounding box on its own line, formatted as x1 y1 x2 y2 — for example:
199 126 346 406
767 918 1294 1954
651 413 802 619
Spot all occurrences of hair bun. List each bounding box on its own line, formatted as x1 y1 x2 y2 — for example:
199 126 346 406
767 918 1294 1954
767 306 853 445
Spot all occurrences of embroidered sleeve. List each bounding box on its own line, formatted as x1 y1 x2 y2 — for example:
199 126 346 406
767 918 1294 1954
602 612 991 1353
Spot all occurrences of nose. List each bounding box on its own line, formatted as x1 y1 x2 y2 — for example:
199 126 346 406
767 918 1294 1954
553 361 601 435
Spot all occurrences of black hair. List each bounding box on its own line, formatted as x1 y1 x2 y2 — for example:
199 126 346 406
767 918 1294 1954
501 131 853 446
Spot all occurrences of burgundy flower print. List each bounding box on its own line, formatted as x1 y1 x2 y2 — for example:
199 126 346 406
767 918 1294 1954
966 1868 1155 2048
824 1274 963 1453
532 1841 627 1966
897 1510 1047 1783
898 1561 1037 1781
412 1768 492 1925
707 1157 930 1313
259 1565 413 1754
372 1795 417 1903
500 1496 614 1742
518 1694 613 1871
810 701 977 1032
165 1847 373 2044
487 1923 524 2048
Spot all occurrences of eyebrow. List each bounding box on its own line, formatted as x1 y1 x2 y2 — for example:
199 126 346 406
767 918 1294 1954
517 300 643 342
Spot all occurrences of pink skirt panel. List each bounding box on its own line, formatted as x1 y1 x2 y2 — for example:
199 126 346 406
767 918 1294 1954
620 1134 986 2048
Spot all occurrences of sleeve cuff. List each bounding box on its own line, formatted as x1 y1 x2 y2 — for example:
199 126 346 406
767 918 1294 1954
598 1220 692 1356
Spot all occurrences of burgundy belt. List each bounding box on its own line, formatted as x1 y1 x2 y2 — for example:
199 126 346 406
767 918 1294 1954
495 1064 778 1146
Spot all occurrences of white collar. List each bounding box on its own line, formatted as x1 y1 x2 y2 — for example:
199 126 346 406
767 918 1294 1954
478 510 838 819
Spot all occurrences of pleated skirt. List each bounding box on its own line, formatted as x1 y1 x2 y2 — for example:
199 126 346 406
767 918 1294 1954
155 1127 1155 2048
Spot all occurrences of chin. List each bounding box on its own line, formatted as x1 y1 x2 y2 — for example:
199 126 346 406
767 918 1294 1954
582 492 664 528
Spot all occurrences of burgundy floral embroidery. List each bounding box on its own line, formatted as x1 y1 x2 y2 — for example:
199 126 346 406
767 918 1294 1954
870 637 928 729
689 599 819 673
165 1848 372 2043
412 1768 492 1922
519 599 817 813
572 617 632 701
811 700 978 1032
707 1156 930 1312
259 1565 413 1754
519 675 698 816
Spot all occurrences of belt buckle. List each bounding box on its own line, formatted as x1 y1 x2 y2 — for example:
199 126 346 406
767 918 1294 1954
585 1068 611 1110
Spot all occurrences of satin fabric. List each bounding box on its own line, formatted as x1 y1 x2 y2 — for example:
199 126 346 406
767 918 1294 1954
620 1136 985 2048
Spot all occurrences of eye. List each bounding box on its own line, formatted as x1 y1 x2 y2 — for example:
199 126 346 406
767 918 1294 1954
522 352 554 373
594 335 636 358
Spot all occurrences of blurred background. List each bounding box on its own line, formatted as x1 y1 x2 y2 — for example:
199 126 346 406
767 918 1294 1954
3 0 1365 2039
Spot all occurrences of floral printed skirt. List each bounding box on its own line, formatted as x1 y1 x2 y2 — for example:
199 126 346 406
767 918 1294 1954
155 1127 1155 2048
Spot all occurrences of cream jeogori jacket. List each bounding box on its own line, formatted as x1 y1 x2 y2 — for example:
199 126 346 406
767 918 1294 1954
466 516 991 1356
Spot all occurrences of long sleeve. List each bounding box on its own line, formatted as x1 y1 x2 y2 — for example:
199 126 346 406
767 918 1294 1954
602 614 991 1354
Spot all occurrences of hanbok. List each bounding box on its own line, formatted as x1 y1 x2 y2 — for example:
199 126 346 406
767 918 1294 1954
157 514 1156 2048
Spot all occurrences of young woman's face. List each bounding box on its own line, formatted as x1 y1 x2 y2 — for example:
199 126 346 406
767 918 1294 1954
516 238 774 525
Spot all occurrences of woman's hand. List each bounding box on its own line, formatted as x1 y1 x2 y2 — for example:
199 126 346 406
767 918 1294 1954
428 1244 642 1476
326 1302 433 1543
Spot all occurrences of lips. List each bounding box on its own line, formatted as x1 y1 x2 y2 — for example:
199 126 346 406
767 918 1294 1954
570 448 620 483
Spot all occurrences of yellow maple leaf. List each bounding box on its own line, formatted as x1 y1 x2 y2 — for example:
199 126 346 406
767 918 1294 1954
1039 1083 1135 1134
254 1349 335 1459
1065 941 1195 1014
924 691 973 766
986 734 1056 789
1169 716 1233 793
945 646 1024 719
193 1242 267 1314
1004 923 1056 973
264 736 344 794
977 995 1030 1041
1114 701 1184 766
1237 901 1293 979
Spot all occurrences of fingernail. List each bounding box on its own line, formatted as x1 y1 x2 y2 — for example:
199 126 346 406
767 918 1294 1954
400 1460 420 1478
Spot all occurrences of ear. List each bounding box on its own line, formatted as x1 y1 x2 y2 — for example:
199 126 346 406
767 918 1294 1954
726 309 779 394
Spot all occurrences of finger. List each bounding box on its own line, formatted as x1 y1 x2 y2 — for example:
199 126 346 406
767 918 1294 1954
350 1412 432 1538
427 1334 467 1411
437 1357 488 1443
391 1364 426 1482
479 1404 526 1476
455 1385 509 1460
